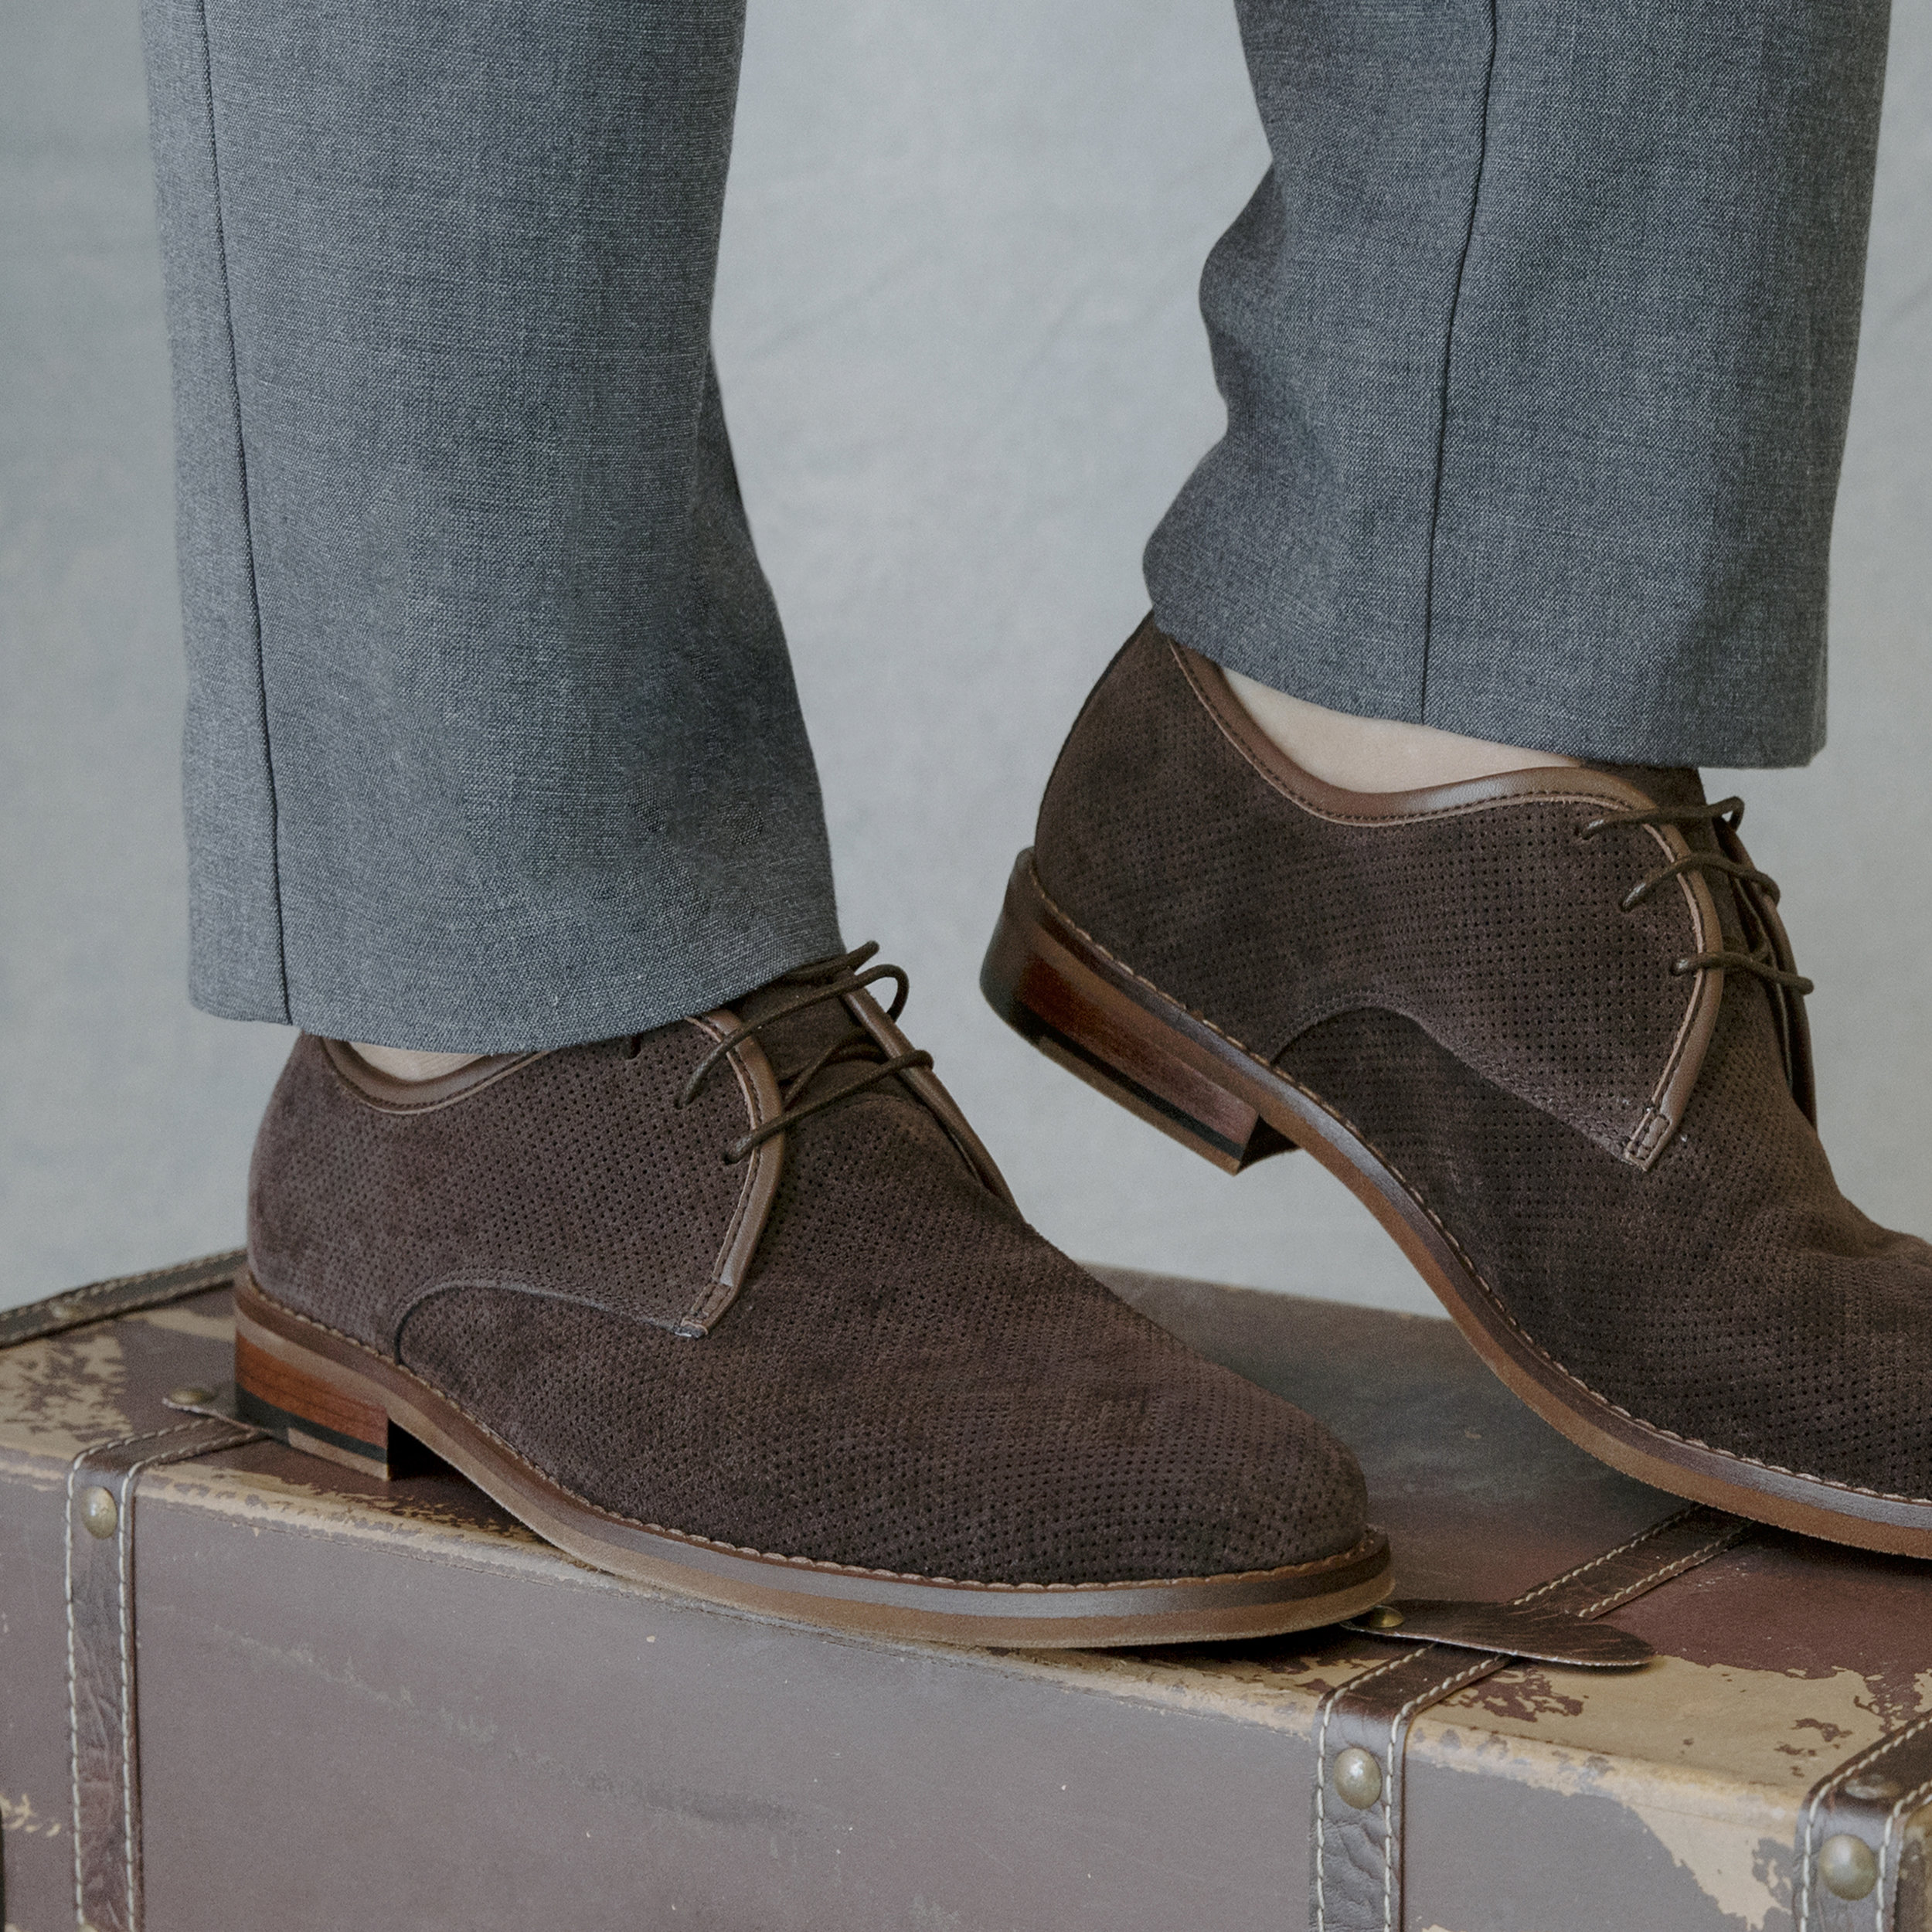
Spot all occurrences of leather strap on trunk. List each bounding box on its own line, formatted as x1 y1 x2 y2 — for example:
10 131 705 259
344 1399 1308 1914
66 1417 264 1932
1311 1504 1750 1932
29 1251 261 1932
1 1250 243 1349
1799 1713 1932 1932
2 1253 253 1931
20 1260 1929 1932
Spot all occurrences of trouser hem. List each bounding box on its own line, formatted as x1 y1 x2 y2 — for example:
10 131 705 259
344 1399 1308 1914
193 908 849 1054
1158 597 1826 772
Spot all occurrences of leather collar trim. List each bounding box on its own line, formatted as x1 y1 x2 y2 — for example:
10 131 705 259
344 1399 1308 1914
1173 636 1658 826
320 1038 549 1114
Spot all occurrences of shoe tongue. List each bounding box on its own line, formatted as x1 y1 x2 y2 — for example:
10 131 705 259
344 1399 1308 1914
730 974 892 1100
1581 761 1719 854
1583 762 1708 816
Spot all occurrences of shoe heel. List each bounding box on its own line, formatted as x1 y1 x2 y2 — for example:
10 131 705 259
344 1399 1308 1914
981 855 1293 1176
235 1315 400 1480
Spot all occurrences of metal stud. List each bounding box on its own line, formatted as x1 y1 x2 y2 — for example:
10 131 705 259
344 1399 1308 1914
79 1487 118 1539
1819 1834 1878 1902
1361 1605 1406 1631
168 1385 216 1406
1332 1747 1383 1811
1843 1775 1903 1804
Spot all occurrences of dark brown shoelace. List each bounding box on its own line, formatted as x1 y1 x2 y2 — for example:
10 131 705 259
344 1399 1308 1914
1581 798 1815 995
672 944 935 1165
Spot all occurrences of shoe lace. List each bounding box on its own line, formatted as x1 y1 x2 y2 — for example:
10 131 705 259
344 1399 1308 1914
668 943 935 1164
1579 798 1815 996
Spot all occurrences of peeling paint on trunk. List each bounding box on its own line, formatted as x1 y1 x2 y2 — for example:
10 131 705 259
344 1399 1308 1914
5 1271 1930 1932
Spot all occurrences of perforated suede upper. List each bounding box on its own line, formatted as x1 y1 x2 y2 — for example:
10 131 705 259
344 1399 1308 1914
1036 624 1713 1160
249 1010 1369 1585
1036 620 1932 1502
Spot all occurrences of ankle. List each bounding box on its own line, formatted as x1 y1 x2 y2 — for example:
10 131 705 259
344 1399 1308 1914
1223 670 1580 794
350 1043 485 1083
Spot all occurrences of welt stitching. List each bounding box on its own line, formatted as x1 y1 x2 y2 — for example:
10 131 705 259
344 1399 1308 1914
1032 867 1932 1510
192 0 288 1017
1419 0 1500 719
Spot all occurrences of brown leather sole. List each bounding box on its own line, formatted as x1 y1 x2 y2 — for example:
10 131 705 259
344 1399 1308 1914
232 1275 1392 1648
985 852 1932 1560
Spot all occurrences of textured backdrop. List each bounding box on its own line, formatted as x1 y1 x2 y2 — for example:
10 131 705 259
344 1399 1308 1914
2 0 1927 1311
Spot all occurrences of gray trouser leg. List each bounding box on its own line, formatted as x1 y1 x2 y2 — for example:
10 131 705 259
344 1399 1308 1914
1146 0 1893 768
142 0 842 1051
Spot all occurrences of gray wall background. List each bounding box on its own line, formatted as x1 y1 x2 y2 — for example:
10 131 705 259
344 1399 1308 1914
2 0 1927 1315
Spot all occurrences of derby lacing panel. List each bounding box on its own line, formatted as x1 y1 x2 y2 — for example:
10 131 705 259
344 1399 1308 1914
660 944 935 1166
1583 794 1817 1120
1581 797 1814 997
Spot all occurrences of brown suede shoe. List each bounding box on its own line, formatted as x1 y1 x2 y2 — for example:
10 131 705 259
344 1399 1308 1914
986 618 1932 1557
237 945 1389 1646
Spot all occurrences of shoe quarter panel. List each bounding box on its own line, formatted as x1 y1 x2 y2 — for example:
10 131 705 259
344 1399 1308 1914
247 1032 754 1352
1034 625 1713 1160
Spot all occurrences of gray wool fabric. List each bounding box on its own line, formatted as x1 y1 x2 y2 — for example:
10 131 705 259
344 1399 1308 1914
1145 0 1892 768
142 0 1891 1050
141 0 842 1051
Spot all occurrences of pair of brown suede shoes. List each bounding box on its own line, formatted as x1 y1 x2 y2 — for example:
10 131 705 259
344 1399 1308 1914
236 618 1932 1648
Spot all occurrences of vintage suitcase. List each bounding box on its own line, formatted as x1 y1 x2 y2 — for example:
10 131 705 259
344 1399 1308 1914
3 1252 1929 1932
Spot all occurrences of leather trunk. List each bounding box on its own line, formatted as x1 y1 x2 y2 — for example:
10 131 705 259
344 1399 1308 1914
3 1253 1929 1932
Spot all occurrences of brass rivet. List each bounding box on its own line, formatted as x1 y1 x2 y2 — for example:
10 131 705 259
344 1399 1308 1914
1363 1605 1406 1631
1332 1747 1383 1810
79 1487 118 1539
1819 1834 1878 1902
169 1385 216 1406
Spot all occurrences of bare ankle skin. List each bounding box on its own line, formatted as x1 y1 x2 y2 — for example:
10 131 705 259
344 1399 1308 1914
350 1044 485 1082
1223 669 1580 794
